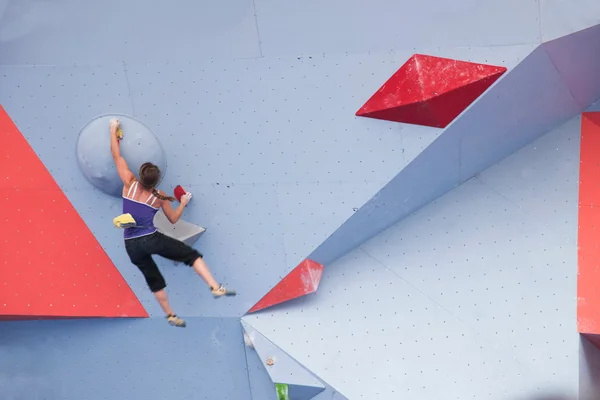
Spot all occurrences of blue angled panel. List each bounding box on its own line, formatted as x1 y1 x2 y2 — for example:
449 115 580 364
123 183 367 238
0 0 260 64
544 23 600 109
457 45 581 180
0 317 250 400
588 100 600 112
241 321 324 389
254 0 540 56
309 41 594 267
241 324 279 400
285 384 324 400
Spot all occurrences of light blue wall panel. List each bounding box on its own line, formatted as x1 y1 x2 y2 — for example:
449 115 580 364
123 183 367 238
476 116 580 235
0 317 251 400
540 0 600 41
0 0 260 64
0 65 133 191
243 330 279 400
124 55 408 186
245 249 535 399
544 24 600 109
248 115 582 398
254 0 540 56
309 42 594 267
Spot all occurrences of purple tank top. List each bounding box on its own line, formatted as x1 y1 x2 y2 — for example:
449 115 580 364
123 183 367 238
122 182 159 239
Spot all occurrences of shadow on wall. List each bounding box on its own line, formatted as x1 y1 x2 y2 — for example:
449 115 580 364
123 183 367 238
580 334 600 400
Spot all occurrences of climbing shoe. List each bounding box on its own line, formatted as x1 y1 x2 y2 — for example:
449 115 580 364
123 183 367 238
166 314 186 328
211 285 237 298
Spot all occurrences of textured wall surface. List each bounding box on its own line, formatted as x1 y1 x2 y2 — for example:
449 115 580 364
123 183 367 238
0 318 251 400
245 115 582 398
0 0 599 399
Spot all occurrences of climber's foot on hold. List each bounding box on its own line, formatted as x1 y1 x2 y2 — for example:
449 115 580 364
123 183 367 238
166 314 186 328
211 284 236 298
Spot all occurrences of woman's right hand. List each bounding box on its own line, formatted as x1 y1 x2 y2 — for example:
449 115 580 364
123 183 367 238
109 118 120 133
180 192 193 206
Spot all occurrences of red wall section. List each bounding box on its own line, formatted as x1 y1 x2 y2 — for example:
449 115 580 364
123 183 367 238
578 112 600 335
0 105 148 320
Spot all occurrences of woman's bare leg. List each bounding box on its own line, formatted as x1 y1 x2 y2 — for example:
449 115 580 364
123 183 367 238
192 257 236 297
153 289 175 315
191 257 220 288
154 289 186 327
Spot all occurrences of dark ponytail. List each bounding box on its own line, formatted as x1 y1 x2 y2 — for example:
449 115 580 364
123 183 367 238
139 162 176 202
152 188 176 202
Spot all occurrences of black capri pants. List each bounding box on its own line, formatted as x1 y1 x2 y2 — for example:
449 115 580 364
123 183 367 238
124 231 203 292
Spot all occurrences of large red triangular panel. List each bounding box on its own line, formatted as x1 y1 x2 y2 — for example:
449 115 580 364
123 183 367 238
0 105 148 320
247 259 324 313
356 54 507 128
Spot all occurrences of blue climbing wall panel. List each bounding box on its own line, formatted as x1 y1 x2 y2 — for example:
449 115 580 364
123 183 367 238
1 0 599 398
245 114 584 398
0 318 250 399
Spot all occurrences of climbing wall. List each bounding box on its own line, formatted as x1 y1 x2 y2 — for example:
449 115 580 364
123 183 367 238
1 0 600 399
245 113 584 398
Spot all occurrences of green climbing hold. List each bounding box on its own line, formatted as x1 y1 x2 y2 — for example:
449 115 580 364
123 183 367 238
275 383 290 400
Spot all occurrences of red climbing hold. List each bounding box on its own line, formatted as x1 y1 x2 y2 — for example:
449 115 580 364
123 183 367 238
247 259 325 313
0 105 148 320
356 54 507 128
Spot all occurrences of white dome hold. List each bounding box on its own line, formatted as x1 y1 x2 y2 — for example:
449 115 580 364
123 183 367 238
77 114 167 197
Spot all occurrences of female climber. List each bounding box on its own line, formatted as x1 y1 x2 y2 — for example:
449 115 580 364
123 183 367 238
109 118 235 328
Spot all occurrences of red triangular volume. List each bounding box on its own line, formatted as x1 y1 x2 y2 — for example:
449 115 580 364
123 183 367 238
0 105 148 320
356 54 507 128
247 259 325 313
